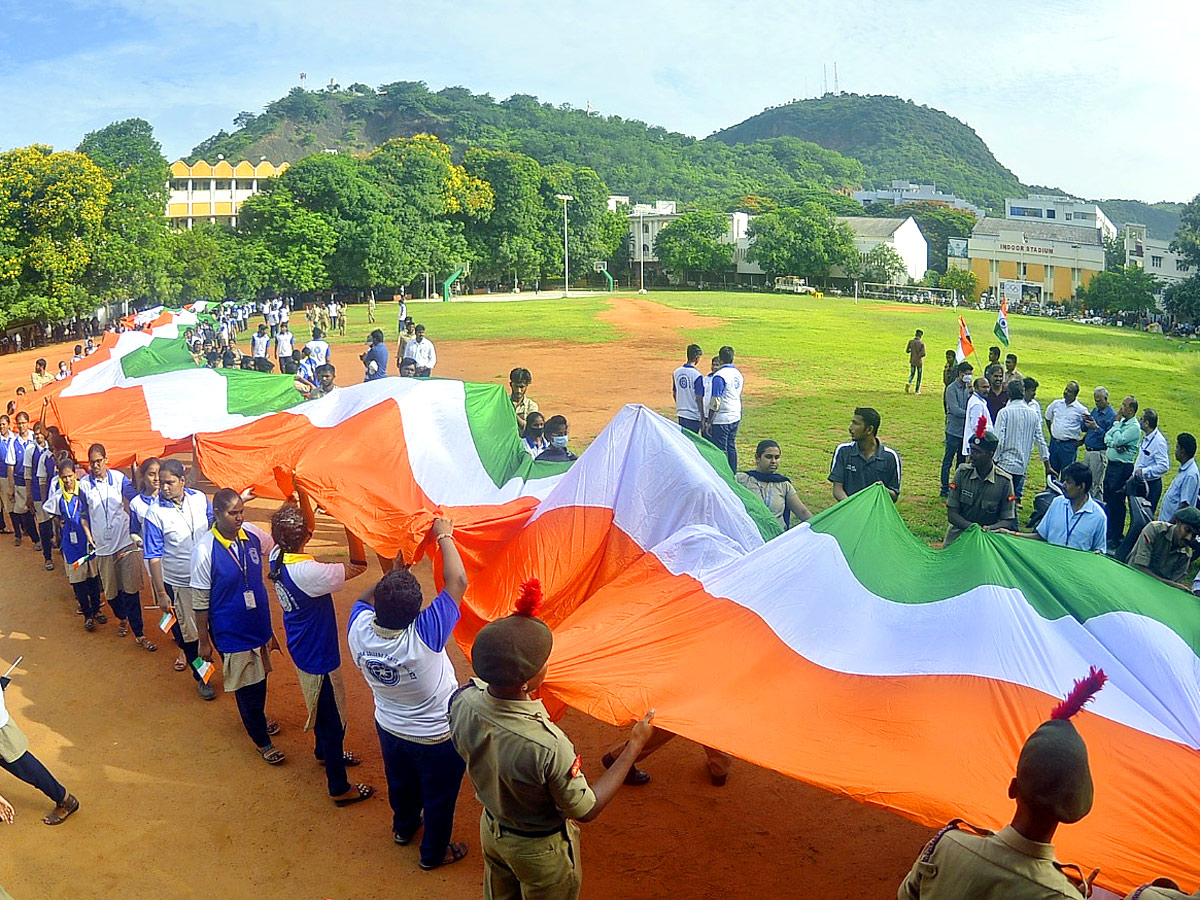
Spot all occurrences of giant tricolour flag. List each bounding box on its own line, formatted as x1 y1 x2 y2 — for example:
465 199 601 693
31 314 1200 892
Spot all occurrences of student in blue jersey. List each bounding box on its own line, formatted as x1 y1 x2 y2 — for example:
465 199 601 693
704 345 744 472
347 517 469 870
44 458 105 631
27 426 56 570
671 343 704 433
144 460 216 700
268 504 376 806
127 457 161 540
192 488 284 764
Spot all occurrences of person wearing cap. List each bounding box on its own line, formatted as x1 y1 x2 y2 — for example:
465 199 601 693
450 581 656 900
898 669 1104 899
1127 506 1200 590
346 518 469 870
944 425 1016 547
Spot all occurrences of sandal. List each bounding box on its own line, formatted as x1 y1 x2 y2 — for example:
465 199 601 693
266 719 280 736
95 613 108 624
333 783 375 807
44 561 54 571
43 793 79 826
117 621 128 637
135 637 157 652
420 842 468 871
394 817 423 846
317 750 361 767
173 658 187 672
257 744 286 765
84 619 95 632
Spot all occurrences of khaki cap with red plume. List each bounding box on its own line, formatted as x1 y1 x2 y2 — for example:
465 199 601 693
471 578 553 687
1016 667 1106 823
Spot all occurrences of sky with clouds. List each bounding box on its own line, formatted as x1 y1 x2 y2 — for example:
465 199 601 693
1 0 1195 203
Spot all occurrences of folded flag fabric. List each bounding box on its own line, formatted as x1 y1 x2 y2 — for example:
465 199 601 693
32 310 1200 893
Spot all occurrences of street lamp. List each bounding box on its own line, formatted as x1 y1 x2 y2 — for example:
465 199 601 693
639 210 646 293
555 194 573 297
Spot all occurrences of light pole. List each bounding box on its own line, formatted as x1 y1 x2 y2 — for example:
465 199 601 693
555 194 573 297
639 210 646 293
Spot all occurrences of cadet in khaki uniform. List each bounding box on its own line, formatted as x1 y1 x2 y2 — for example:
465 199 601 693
944 428 1017 547
898 668 1106 899
449 580 655 900
1127 506 1200 590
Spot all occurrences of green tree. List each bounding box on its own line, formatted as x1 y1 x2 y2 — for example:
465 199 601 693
746 203 857 281
861 244 907 284
1170 191 1200 270
238 186 336 292
163 224 225 303
77 118 172 303
939 267 979 301
653 210 733 282
539 163 625 284
1082 265 1159 315
1103 234 1125 272
463 148 547 283
0 145 111 328
1163 275 1200 321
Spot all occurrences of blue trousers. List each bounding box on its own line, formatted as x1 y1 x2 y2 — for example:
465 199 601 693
708 421 740 473
376 723 466 868
1049 438 1079 474
1 750 66 804
677 416 701 434
941 433 963 495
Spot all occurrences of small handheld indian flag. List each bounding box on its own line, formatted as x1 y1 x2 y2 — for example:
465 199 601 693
192 658 216 684
956 315 975 362
158 610 177 634
994 297 1011 347
71 552 95 571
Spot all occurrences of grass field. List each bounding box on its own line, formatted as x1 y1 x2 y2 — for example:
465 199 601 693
325 292 1200 544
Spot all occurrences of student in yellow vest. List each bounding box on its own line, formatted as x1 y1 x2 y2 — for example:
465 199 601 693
449 580 655 900
898 668 1106 899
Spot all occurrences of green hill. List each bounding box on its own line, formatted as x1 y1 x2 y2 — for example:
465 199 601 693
1094 199 1183 241
707 93 1024 212
189 83 866 212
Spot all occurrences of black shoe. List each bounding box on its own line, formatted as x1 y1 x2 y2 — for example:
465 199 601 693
602 751 651 786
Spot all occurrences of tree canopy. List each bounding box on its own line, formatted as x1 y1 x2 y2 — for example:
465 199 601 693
746 203 858 280
653 210 734 282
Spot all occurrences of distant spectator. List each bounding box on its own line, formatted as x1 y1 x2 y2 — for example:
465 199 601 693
904 329 926 394
407 325 436 378
521 412 547 458
1103 396 1141 547
1080 387 1116 500
941 350 958 388
963 376 992 457
1044 381 1088 474
398 358 417 378
396 319 417 367
54 361 69 381
251 325 271 363
1128 506 1200 590
509 368 537 431
30 359 53 392
1010 462 1107 552
1003 353 1024 388
535 415 576 463
274 322 295 365
941 362 973 497
1135 408 1170 515
829 407 901 503
984 365 1007 422
736 440 812 530
361 329 389 382
71 345 84 366
987 345 1001 369
994 378 1049 504
1158 433 1199 524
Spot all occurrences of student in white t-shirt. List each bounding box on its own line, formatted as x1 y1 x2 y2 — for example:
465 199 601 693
305 328 331 367
672 343 704 433
346 518 469 870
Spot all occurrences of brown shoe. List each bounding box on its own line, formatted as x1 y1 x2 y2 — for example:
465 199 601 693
44 793 79 825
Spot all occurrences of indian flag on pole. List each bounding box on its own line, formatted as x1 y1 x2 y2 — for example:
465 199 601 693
956 315 974 362
994 297 1011 347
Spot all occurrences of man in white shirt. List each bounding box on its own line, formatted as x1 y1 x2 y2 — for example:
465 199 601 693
251 325 271 360
274 323 295 365
1044 381 1089 475
407 325 436 377
962 376 992 457
994 378 1050 503
672 343 704 433
705 345 743 472
305 328 331 367
1135 407 1171 515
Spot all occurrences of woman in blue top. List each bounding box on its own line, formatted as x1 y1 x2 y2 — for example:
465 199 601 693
268 504 374 805
44 458 105 631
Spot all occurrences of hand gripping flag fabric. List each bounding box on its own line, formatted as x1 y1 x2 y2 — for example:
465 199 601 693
30 312 1200 893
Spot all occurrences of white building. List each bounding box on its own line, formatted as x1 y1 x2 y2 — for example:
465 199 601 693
835 216 928 283
626 201 679 263
1005 195 1117 240
853 181 983 218
1123 223 1192 301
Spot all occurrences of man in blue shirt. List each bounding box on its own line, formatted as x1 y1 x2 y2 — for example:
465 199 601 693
1081 387 1116 500
361 329 389 382
1135 408 1171 515
1008 462 1107 552
1159 433 1199 524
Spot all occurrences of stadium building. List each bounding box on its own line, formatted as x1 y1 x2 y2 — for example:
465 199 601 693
966 217 1104 305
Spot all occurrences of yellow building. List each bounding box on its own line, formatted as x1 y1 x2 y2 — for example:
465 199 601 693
166 159 289 229
966 217 1104 305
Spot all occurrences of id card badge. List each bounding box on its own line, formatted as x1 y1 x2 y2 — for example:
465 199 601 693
67 531 78 545
244 590 257 610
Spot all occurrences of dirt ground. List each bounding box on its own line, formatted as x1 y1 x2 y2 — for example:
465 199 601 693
0 299 934 899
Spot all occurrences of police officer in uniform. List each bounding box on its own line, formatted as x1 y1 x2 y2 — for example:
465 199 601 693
898 670 1105 899
944 426 1017 547
449 582 655 899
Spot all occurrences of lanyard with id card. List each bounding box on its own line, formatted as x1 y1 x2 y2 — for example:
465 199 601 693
224 536 258 610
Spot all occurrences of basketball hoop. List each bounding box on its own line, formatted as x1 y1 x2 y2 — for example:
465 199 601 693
592 260 607 273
